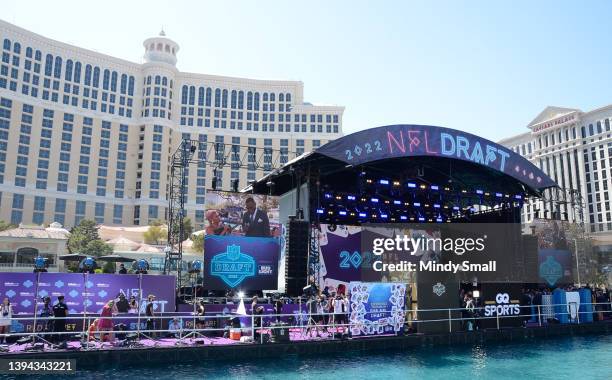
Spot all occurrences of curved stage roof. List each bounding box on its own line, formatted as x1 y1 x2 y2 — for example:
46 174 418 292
250 124 556 196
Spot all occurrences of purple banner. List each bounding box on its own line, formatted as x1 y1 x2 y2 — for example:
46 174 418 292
0 272 176 315
204 235 279 291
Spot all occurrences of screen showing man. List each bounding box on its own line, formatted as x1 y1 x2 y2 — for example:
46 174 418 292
242 197 270 237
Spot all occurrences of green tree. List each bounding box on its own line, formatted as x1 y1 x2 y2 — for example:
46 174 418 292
182 218 193 241
0 221 17 232
144 225 166 244
171 217 194 242
102 261 115 274
192 233 204 253
82 239 113 257
67 219 101 254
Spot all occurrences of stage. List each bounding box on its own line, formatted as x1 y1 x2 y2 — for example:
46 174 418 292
2 322 611 369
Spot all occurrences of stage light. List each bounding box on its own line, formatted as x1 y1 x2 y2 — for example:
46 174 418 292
484 192 490 196
407 183 416 188
80 256 97 273
424 204 430 208
339 211 347 216
347 195 356 200
495 193 502 197
444 187 450 191
136 259 149 272
419 184 427 189
399 215 407 220
327 211 334 215
238 291 245 298
380 214 388 218
350 212 355 216
476 189 484 195
189 260 203 274
371 198 379 203
379 179 389 185
404 202 410 206
436 218 443 222
453 206 460 210
431 185 439 190
316 209 324 214
384 200 390 204
410 217 415 221
366 179 373 184
335 195 342 200
414 202 421 207
461 189 467 193
324 193 332 199
504 194 510 198
372 214 377 218
358 212 367 218
360 197 367 202
393 181 400 186
418 217 425 222
393 200 401 205
473 290 480 298
514 195 522 199
33 256 48 273
433 204 440 208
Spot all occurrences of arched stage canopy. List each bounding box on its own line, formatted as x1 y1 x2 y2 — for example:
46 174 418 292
249 124 556 197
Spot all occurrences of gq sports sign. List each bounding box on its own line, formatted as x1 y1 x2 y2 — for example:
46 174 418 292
315 124 556 191
480 283 523 328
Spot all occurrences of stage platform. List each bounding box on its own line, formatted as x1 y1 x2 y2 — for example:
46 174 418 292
1 322 610 369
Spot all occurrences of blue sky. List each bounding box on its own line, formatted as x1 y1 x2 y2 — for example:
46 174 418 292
3 0 612 141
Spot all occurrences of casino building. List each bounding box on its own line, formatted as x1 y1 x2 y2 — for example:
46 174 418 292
499 105 612 265
0 19 343 230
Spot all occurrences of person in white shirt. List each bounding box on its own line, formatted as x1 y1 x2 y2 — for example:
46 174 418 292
167 317 183 338
0 297 13 344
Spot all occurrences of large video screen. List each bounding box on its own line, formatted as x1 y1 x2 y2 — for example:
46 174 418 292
203 191 282 291
532 219 574 287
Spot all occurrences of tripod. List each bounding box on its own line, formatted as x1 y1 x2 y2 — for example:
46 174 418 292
183 274 204 340
31 271 53 346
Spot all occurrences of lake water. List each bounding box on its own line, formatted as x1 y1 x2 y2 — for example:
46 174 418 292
23 334 612 380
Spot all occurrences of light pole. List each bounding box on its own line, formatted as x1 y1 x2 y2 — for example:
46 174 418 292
573 238 581 286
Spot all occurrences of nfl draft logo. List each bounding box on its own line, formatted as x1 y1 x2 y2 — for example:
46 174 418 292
433 282 446 297
210 245 256 287
539 256 563 286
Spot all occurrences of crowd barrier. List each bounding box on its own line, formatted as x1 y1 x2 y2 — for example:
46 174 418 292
0 302 610 349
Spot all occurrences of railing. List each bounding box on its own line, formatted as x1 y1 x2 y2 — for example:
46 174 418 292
0 263 58 268
0 302 610 350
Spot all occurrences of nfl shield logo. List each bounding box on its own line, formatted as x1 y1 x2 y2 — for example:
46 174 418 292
433 282 446 297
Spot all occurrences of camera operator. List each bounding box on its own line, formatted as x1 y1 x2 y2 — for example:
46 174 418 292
274 297 284 323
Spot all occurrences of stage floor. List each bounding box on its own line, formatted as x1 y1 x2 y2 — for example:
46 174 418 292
2 327 359 354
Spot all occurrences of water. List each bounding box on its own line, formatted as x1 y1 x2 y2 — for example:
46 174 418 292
19 334 612 380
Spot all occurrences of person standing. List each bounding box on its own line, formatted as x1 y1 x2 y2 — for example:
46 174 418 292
118 264 128 274
145 294 156 338
98 300 118 342
241 197 270 237
39 296 54 334
128 296 139 314
0 297 13 344
52 295 68 343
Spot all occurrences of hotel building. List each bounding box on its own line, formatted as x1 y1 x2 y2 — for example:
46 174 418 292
499 105 612 264
0 20 344 230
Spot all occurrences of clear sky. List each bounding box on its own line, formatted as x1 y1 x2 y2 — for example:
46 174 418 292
3 0 612 141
